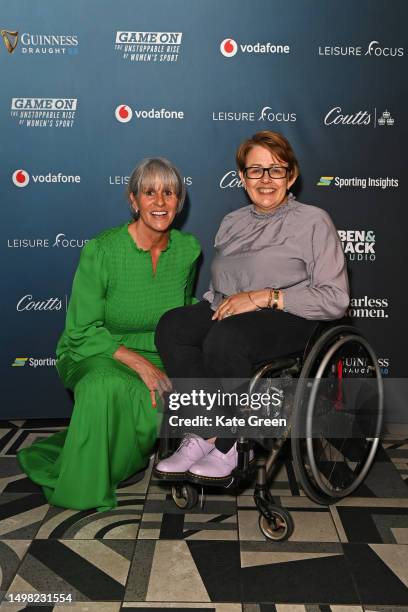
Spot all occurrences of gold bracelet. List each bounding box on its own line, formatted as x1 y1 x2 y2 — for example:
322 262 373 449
247 291 263 309
266 288 273 309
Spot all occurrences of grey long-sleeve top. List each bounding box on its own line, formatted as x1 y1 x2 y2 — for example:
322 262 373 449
203 196 350 320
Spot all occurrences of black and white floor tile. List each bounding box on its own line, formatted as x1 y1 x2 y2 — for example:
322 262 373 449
0 420 407 609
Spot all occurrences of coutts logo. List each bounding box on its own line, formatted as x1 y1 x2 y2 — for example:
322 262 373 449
220 170 243 189
324 106 395 127
16 295 64 312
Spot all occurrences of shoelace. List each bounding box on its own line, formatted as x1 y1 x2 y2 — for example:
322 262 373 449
175 434 200 453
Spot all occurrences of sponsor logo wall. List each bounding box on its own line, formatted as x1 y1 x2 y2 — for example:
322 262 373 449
1 0 407 417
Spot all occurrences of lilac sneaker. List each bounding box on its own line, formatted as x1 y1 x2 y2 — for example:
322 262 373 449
187 443 254 485
154 435 214 480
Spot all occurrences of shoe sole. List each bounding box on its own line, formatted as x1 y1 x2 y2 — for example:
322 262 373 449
186 458 256 488
153 467 187 482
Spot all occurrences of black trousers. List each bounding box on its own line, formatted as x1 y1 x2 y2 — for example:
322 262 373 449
155 300 317 451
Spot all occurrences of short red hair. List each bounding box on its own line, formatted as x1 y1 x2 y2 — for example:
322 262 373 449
236 131 299 182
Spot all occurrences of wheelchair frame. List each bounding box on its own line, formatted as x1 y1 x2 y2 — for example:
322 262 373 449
155 323 384 541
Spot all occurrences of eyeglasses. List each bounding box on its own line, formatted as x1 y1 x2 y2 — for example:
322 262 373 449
244 166 289 179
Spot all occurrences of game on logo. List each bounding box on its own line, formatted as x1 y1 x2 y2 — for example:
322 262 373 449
12 169 30 187
220 38 238 57
1 29 18 53
12 357 28 367
317 176 334 186
115 104 133 123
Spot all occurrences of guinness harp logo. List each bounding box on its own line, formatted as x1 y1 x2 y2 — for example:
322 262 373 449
1 30 19 53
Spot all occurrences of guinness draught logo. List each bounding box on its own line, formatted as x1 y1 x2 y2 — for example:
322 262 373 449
1 29 18 53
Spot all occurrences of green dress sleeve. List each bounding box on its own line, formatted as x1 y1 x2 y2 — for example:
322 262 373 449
57 239 121 362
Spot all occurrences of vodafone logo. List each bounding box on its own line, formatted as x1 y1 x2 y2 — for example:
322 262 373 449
220 38 238 57
12 169 30 187
115 104 133 123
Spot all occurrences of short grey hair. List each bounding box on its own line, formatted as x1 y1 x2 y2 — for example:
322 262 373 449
127 157 186 220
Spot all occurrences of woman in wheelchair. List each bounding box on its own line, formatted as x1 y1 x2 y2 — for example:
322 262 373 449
154 130 350 484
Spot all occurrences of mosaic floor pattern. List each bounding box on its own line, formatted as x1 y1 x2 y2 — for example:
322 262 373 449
0 420 407 610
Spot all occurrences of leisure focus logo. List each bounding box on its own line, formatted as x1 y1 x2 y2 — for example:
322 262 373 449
318 40 404 57
108 174 192 186
114 103 184 122
1 29 19 53
338 230 376 262
115 31 183 62
317 175 398 189
220 37 290 56
7 233 88 249
212 106 296 122
323 107 395 128
10 98 78 128
12 169 81 187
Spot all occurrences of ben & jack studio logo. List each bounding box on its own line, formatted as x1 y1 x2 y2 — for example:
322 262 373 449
212 106 296 122
7 233 88 249
114 103 184 122
10 98 78 128
12 169 81 187
108 174 192 186
338 230 376 262
220 38 290 57
318 40 404 57
317 175 398 189
115 31 183 62
11 356 56 368
1 29 19 53
348 296 389 318
323 106 395 127
16 294 66 312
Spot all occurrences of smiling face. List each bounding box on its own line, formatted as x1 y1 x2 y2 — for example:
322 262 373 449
239 145 296 214
130 181 179 234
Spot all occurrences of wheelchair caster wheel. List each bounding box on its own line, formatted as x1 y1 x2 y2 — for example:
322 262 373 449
171 484 198 509
258 507 294 541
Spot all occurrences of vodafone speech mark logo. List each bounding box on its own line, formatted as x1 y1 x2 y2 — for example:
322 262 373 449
12 169 29 187
220 38 238 57
115 104 133 123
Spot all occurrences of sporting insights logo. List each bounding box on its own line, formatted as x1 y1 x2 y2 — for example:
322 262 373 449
114 104 184 122
317 175 398 189
10 98 78 128
115 31 182 62
12 169 81 187
220 38 290 57
11 356 56 368
338 230 376 262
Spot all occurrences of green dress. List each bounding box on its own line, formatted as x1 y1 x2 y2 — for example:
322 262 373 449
18 223 200 511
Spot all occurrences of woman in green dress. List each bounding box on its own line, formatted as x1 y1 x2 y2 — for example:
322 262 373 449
18 158 201 511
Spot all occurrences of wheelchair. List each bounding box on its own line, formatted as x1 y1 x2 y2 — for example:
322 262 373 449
154 321 384 541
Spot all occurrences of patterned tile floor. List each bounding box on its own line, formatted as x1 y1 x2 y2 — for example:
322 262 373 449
0 420 407 611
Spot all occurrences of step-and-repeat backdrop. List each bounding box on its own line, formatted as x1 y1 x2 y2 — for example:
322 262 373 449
1 0 406 417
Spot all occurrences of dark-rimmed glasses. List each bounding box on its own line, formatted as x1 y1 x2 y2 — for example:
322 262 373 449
244 166 288 179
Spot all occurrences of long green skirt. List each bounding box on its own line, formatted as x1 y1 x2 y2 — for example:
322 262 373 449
18 354 160 511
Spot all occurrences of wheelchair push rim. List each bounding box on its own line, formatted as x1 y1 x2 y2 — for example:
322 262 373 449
292 326 384 504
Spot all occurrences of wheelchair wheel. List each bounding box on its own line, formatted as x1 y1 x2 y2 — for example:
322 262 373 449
258 507 294 541
171 484 198 509
291 326 383 505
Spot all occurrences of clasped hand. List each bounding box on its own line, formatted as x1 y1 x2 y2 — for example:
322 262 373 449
212 290 266 320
